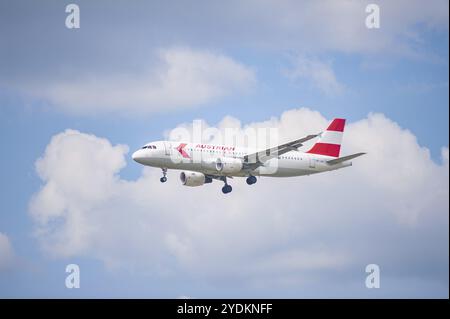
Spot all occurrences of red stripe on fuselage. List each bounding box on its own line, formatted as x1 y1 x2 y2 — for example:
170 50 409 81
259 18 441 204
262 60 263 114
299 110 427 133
306 143 341 157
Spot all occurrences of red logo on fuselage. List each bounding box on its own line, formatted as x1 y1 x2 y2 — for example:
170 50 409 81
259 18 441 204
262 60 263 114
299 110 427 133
176 143 190 158
195 144 235 151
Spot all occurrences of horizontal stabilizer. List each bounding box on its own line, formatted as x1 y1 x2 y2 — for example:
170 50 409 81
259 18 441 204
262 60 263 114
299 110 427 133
326 152 366 165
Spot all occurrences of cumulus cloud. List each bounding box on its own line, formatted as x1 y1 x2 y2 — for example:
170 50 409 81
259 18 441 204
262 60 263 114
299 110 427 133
25 48 255 116
236 0 448 55
3 1 445 61
0 233 14 271
1 1 447 118
30 129 129 255
284 55 344 95
28 108 449 297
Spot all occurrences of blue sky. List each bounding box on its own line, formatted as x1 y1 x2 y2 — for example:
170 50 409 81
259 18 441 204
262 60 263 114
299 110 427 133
0 1 448 298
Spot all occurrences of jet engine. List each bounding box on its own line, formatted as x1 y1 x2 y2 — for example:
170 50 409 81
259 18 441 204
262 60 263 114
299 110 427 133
215 157 243 174
180 171 212 187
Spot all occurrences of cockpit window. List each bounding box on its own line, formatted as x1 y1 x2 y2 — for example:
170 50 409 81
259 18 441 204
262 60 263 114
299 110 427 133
141 145 156 149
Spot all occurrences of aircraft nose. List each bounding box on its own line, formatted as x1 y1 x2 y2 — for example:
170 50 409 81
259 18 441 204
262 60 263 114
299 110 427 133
132 150 144 163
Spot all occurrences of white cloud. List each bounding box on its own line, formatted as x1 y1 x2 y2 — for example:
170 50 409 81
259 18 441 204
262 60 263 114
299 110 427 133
284 55 344 95
2 1 447 120
30 129 129 256
0 233 14 271
27 48 255 116
235 0 448 56
28 108 449 296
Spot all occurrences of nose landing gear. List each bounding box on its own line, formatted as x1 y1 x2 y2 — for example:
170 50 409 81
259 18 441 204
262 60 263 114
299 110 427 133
160 168 168 183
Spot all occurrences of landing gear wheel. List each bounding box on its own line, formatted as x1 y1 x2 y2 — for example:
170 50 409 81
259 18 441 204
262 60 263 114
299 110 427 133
246 176 257 185
160 168 168 183
222 185 232 194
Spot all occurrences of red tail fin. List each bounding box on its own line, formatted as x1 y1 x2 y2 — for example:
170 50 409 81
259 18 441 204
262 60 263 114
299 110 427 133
306 118 345 157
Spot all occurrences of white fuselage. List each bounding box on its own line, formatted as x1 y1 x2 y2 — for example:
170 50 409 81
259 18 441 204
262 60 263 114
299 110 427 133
132 141 351 177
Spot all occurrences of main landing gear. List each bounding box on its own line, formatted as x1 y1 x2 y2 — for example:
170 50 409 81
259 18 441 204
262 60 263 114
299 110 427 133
246 175 257 185
222 184 232 194
160 168 167 183
221 176 232 194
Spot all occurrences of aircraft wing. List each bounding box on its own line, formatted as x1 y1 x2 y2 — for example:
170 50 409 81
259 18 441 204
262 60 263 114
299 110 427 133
242 133 319 168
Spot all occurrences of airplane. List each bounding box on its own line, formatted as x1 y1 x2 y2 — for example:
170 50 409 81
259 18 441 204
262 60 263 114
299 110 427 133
132 118 365 194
